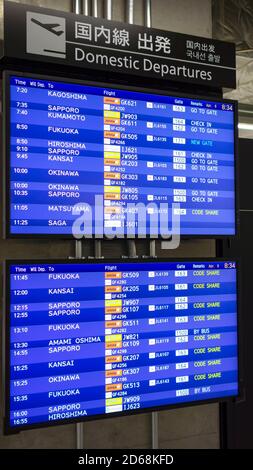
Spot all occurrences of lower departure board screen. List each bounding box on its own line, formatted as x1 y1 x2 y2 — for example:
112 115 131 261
5 259 239 432
6 72 237 237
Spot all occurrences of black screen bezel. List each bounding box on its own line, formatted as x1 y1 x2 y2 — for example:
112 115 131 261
3 70 239 239
3 257 240 434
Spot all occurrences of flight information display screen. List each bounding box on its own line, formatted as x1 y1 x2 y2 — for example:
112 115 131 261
5 259 238 432
5 73 237 238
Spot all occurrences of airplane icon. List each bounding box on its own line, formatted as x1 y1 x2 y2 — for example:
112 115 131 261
31 17 64 36
27 11 66 58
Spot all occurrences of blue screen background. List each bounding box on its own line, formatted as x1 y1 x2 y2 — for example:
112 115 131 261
9 75 236 236
8 260 238 430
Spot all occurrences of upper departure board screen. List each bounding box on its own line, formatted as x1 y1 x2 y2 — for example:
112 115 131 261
6 73 237 237
5 259 238 432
